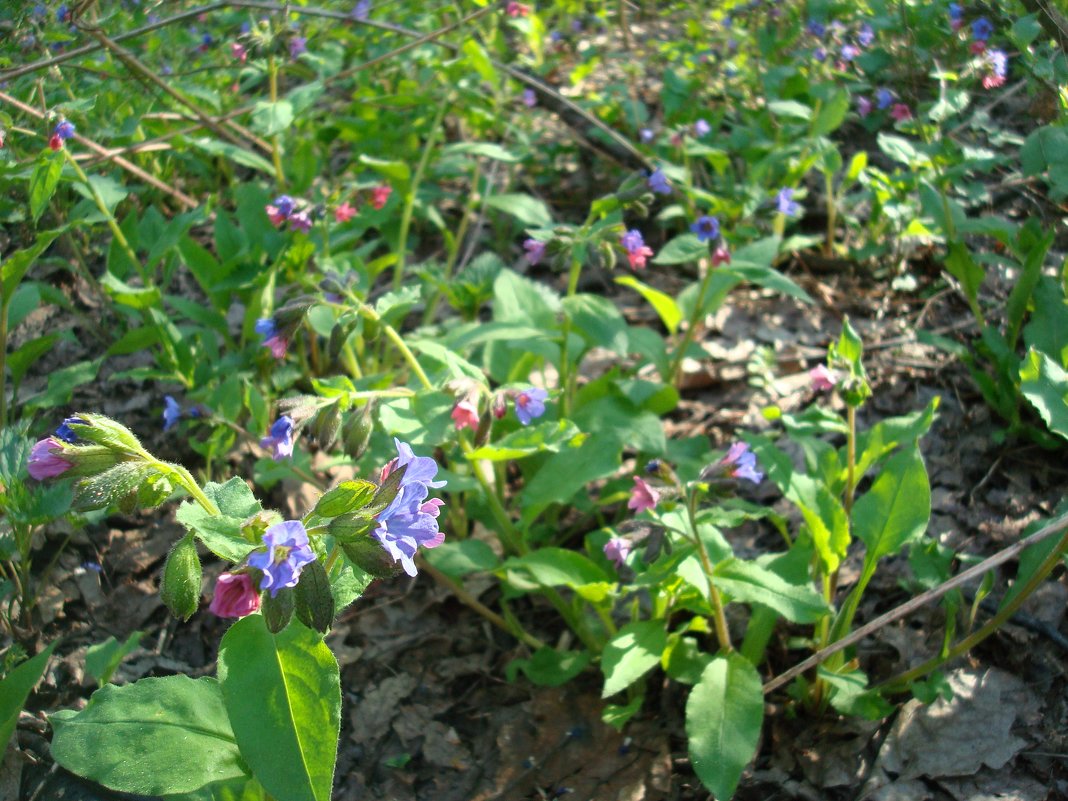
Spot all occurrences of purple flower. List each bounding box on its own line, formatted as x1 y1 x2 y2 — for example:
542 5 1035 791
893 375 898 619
54 120 75 140
690 215 720 243
693 118 711 137
522 88 536 107
604 536 631 569
857 96 873 117
524 238 546 265
289 35 307 59
718 442 763 484
514 387 548 425
775 188 800 217
647 168 671 195
254 318 287 358
353 0 371 20
163 396 181 431
875 87 894 109
260 415 295 460
857 24 874 47
627 476 660 514
972 17 993 41
28 437 73 480
272 194 296 218
289 209 312 233
247 521 317 597
840 44 858 61
814 47 827 62
949 2 963 29
809 364 838 392
57 5 69 22
621 229 646 253
55 416 86 443
639 128 654 143
806 19 826 37
372 440 447 577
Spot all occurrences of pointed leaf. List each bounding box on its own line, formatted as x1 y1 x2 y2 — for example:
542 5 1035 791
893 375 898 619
854 447 930 565
601 621 667 697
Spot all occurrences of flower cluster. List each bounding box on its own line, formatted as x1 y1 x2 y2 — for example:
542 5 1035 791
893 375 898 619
265 194 312 232
372 439 447 576
982 48 1008 89
49 120 75 151
621 229 654 270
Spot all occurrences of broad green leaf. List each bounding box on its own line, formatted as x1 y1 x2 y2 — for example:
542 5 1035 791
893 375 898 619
50 676 246 795
506 648 590 687
0 641 57 749
812 90 850 136
251 100 294 136
218 616 340 801
504 547 610 590
100 271 161 310
1021 349 1068 442
571 395 665 453
189 138 277 176
714 558 829 624
71 174 128 213
23 358 101 413
854 447 930 566
467 419 581 461
877 132 928 167
492 268 561 329
423 539 500 578
85 632 142 686
944 241 985 320
601 620 667 697
485 193 552 226
564 293 629 354
442 142 519 162
686 653 763 801
819 666 893 720
652 233 707 265
1 229 61 300
29 152 64 222
358 154 411 184
312 480 377 518
615 274 683 334
767 99 811 120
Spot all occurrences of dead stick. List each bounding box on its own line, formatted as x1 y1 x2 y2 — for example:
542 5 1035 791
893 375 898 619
763 510 1068 694
0 89 199 210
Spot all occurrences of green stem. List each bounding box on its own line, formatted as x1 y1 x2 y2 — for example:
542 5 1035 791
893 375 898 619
558 255 583 417
824 170 837 258
61 149 141 276
358 304 432 390
392 95 449 290
151 459 219 516
0 292 8 429
268 55 286 188
685 492 732 651
668 254 714 387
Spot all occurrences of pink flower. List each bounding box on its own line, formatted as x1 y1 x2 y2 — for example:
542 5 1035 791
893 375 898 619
506 1 530 16
27 437 73 480
809 364 838 392
48 133 63 151
451 399 479 431
982 73 1005 89
370 184 392 210
604 536 631 568
209 572 261 618
626 245 654 270
289 209 312 233
524 238 546 265
231 42 247 63
334 202 357 223
264 334 288 359
970 40 987 55
627 476 660 514
890 103 912 122
419 499 446 548
265 205 287 227
711 245 731 267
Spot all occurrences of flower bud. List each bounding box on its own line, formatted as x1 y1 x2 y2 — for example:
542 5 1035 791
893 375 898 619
341 402 375 461
261 586 295 633
310 403 342 450
294 560 334 634
341 537 401 579
328 513 376 542
160 535 202 622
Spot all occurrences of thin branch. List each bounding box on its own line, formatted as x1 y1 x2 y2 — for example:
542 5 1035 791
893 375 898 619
763 510 1068 694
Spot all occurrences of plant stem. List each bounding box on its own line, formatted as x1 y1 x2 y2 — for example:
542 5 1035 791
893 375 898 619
357 304 433 390
668 255 714 387
557 255 584 417
268 54 286 188
61 149 141 276
0 292 8 429
686 493 732 651
824 170 837 258
392 95 449 290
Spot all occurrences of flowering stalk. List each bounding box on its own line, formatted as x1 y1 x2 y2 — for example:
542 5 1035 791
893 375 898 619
685 489 733 652
392 96 449 290
267 54 286 188
557 254 584 417
668 254 715 387
824 169 837 258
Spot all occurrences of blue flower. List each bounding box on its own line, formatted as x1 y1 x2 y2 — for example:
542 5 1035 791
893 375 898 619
514 387 548 425
806 19 826 37
620 229 646 254
647 168 671 195
775 188 800 217
639 128 654 143
163 396 181 432
260 415 295 460
972 17 993 41
247 520 317 597
690 215 720 243
254 317 278 340
693 118 711 137
949 2 962 23
875 87 894 109
372 441 446 576
857 24 874 47
271 195 296 218
720 442 763 484
54 120 76 140
54 416 86 443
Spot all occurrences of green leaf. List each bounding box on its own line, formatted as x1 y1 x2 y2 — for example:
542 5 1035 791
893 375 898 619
520 437 622 523
218 616 340 801
85 632 142 686
189 138 277 176
791 474 850 574
714 558 830 624
686 652 763 801
29 152 64 222
652 233 707 265
100 271 161 310
944 241 985 320
466 419 582 461
423 540 500 578
2 229 61 301
854 447 930 566
601 621 667 697
358 154 411 184
819 666 893 720
50 676 247 795
312 480 377 518
442 142 519 162
615 274 683 334
504 547 610 590
506 648 590 687
812 90 850 136
1021 348 1068 442
485 193 553 226
0 641 57 749
71 174 128 213
563 293 628 354
251 100 294 136
176 478 262 563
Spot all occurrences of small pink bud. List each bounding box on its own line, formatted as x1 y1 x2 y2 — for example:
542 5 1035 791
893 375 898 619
209 572 261 618
627 476 660 514
451 399 480 431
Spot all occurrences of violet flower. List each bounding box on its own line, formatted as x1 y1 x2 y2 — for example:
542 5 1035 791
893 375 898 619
604 536 632 569
718 442 763 484
163 395 181 431
209 572 261 618
647 168 671 195
247 521 317 597
690 215 720 243
260 415 295 460
775 188 800 217
524 238 547 265
514 387 548 425
27 437 73 480
627 476 660 514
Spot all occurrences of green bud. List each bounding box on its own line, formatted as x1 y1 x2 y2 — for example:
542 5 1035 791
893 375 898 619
314 481 377 519
262 587 295 633
362 314 380 343
341 538 400 579
341 401 375 461
327 513 376 542
160 535 202 622
310 403 342 450
275 296 316 328
294 560 334 634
